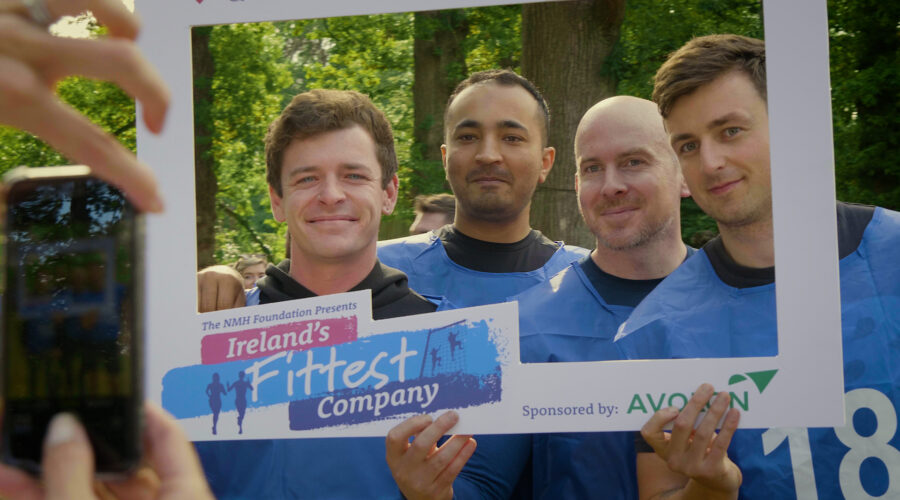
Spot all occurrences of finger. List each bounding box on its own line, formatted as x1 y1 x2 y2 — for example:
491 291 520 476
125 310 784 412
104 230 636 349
686 390 730 464
141 402 213 499
0 462 42 500
102 466 159 500
0 65 163 213
198 274 218 314
426 434 472 472
640 406 679 455
407 412 460 463
35 0 138 40
707 408 740 463
217 278 242 312
385 414 433 464
232 287 246 309
0 404 40 499
0 18 169 133
668 383 715 457
41 413 96 500
432 436 476 489
83 0 140 39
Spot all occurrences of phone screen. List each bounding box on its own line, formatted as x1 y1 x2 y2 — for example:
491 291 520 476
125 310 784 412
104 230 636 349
2 175 142 474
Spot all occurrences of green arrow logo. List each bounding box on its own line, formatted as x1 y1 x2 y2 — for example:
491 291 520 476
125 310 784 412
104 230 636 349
728 369 778 394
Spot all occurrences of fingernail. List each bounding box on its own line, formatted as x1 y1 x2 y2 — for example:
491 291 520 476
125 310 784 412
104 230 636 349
44 414 81 448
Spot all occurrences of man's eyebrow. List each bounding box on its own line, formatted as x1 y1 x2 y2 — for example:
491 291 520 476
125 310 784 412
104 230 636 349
616 147 652 160
670 111 753 146
285 165 317 177
498 119 527 131
452 119 528 131
670 132 692 146
707 112 749 130
452 119 481 131
578 147 652 167
339 163 374 173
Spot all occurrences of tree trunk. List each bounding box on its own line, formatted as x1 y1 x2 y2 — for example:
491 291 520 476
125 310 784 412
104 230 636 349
192 27 217 269
522 0 625 249
412 11 469 194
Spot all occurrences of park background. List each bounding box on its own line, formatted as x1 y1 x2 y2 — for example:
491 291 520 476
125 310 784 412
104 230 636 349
0 0 896 270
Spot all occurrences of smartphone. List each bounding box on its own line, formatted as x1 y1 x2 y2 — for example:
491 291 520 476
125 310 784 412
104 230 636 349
0 166 143 476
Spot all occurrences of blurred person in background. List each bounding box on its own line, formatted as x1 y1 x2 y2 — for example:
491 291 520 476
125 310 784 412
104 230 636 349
232 254 267 289
409 193 455 234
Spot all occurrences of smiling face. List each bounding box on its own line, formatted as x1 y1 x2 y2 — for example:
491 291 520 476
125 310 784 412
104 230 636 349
269 125 398 266
441 82 554 225
666 71 772 228
575 97 688 251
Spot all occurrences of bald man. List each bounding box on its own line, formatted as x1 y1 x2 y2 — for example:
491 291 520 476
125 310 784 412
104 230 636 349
507 95 693 498
389 96 694 499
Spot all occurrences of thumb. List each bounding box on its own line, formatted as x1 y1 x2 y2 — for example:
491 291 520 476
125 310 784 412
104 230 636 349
42 414 96 500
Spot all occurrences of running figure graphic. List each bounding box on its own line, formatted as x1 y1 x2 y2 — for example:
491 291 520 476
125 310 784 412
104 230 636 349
206 372 227 435
228 370 254 434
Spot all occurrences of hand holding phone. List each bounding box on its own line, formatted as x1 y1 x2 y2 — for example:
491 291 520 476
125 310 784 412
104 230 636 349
0 402 213 499
1 166 143 476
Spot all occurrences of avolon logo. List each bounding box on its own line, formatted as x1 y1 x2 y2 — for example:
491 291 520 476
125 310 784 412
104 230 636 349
728 369 778 394
625 369 778 414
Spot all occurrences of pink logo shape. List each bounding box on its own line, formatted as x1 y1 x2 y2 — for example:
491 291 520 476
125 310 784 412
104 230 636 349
201 317 358 364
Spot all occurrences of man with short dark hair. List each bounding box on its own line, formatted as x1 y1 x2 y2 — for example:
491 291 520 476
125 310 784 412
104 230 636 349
379 69 588 499
195 88 436 499
615 34 900 499
409 193 455 234
378 69 586 307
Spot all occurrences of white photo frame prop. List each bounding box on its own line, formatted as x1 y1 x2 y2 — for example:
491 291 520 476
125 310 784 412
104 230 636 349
138 0 844 439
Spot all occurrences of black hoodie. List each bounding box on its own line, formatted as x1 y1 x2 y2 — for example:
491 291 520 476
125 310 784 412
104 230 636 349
256 259 437 320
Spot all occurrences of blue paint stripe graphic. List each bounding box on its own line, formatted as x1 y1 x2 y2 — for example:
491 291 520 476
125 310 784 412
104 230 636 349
163 320 500 423
289 372 501 430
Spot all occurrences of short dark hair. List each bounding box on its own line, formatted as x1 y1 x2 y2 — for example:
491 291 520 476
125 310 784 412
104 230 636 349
444 69 551 146
265 89 398 195
414 193 456 220
653 34 767 118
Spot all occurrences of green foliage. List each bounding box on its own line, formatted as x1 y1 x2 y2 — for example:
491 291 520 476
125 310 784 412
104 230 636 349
297 14 417 235
206 23 294 265
829 0 900 210
464 5 521 73
0 77 135 174
290 9 524 238
611 0 763 242
6 2 894 260
613 0 763 99
0 20 134 176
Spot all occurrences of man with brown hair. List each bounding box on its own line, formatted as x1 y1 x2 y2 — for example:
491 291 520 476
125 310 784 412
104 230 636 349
195 88 436 499
615 34 900 499
409 193 456 234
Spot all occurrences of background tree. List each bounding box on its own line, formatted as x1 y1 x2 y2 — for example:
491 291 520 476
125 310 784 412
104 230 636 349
411 10 468 197
829 0 900 210
2 1 895 263
192 26 216 269
193 23 293 268
522 0 626 248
